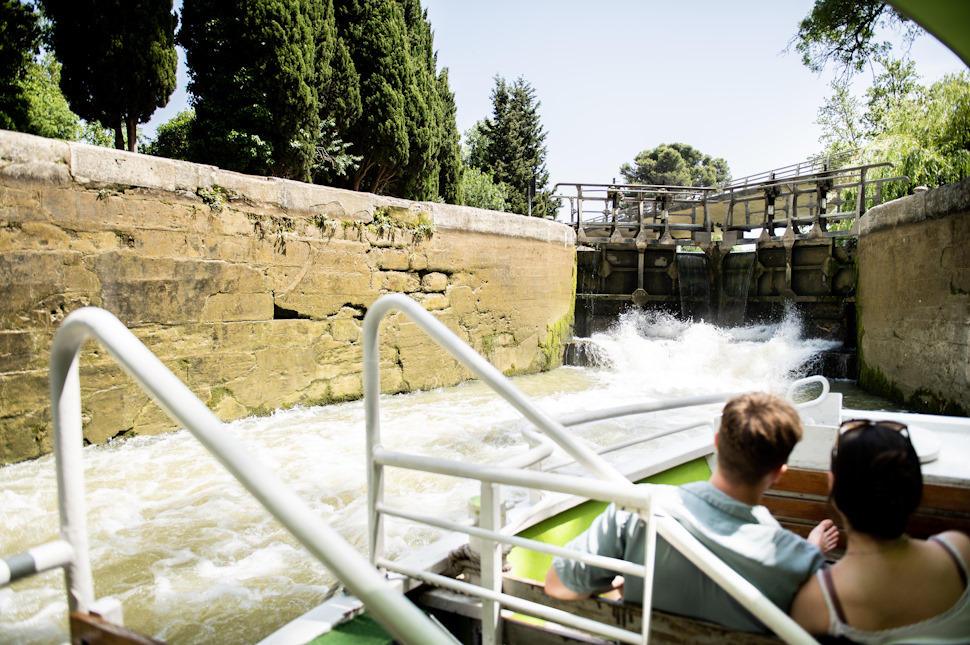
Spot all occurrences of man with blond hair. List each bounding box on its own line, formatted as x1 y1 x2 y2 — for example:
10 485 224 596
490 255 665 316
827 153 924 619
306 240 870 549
545 392 838 633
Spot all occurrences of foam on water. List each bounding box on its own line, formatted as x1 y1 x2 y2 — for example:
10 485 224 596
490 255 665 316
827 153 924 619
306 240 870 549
0 311 839 644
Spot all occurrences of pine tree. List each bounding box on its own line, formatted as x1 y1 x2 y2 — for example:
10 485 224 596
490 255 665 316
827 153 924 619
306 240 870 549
477 76 555 217
179 0 322 181
40 0 177 152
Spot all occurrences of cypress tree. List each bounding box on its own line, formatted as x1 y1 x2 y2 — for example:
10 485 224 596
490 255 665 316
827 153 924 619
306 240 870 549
398 0 440 201
40 0 177 152
334 0 410 194
319 0 460 200
0 0 42 133
436 67 463 205
310 0 362 186
179 0 321 181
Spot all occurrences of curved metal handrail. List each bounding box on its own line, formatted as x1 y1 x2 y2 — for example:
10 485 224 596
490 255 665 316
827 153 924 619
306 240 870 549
46 306 458 645
361 294 820 645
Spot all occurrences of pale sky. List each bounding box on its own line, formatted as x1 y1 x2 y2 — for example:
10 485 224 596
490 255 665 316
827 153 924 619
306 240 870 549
147 1 967 189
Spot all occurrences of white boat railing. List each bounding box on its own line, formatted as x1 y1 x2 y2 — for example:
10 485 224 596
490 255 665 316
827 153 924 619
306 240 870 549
5 306 459 645
364 293 821 645
3 298 824 645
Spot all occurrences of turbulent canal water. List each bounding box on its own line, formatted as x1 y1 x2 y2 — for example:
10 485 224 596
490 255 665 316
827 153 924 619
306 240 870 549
0 310 889 644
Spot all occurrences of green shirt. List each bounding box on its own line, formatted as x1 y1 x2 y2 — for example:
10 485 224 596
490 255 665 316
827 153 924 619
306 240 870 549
552 481 825 633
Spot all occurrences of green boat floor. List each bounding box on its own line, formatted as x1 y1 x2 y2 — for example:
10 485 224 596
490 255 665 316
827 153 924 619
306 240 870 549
304 612 393 645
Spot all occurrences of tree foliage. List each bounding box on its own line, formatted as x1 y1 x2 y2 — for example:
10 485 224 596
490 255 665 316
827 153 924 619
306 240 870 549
620 143 730 187
471 76 556 217
818 58 970 201
790 0 920 78
20 52 82 140
143 108 194 160
816 77 864 152
4 45 115 146
329 0 460 201
40 0 178 151
179 0 323 181
855 72 970 200
0 0 42 132
461 167 510 212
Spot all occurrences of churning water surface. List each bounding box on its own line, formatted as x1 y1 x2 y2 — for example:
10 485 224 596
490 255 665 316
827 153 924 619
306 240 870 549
1 310 849 644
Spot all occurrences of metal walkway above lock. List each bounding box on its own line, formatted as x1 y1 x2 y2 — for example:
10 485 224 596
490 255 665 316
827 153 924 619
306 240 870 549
553 151 910 251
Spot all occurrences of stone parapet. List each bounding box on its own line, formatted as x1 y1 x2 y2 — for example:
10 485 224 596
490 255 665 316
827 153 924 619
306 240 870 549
0 130 576 464
856 177 970 416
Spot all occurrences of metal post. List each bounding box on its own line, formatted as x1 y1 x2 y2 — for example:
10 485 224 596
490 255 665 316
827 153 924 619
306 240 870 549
638 501 657 644
789 185 797 231
856 166 868 218
480 482 503 645
49 326 96 615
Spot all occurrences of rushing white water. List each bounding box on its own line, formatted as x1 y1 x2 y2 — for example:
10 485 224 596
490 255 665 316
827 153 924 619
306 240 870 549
0 310 840 645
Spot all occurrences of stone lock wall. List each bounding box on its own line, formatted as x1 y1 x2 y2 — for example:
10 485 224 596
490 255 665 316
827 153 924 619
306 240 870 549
856 178 970 416
0 131 576 465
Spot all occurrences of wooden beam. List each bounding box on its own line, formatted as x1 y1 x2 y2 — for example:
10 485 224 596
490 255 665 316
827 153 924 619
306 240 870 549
70 612 167 645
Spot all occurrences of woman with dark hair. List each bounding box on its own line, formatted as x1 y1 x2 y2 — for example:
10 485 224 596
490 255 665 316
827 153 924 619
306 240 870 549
791 420 970 643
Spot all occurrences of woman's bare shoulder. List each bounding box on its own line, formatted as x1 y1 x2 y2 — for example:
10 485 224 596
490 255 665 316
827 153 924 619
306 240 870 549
791 570 829 634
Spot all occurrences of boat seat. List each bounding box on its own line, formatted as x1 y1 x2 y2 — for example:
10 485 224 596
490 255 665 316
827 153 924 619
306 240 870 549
765 468 970 550
415 574 788 645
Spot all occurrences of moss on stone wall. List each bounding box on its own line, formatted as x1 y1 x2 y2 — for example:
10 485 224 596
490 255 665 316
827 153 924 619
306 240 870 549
539 257 577 370
855 180 970 416
859 355 968 416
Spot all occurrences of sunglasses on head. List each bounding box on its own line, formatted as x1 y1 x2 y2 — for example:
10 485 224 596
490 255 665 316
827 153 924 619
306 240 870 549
833 419 910 456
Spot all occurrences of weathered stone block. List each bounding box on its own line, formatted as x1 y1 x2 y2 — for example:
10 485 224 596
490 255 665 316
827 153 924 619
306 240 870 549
329 374 363 401
383 271 421 293
409 252 428 271
332 319 360 343
421 272 448 292
415 293 449 311
378 248 411 271
0 130 70 165
201 293 273 322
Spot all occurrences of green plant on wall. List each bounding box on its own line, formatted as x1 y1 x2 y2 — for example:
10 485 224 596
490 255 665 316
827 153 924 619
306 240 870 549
197 185 227 212
343 207 436 244
312 213 340 238
248 213 294 253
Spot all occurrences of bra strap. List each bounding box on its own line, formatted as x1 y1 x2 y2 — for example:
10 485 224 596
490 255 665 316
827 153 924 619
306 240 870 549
929 535 969 588
821 567 849 625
